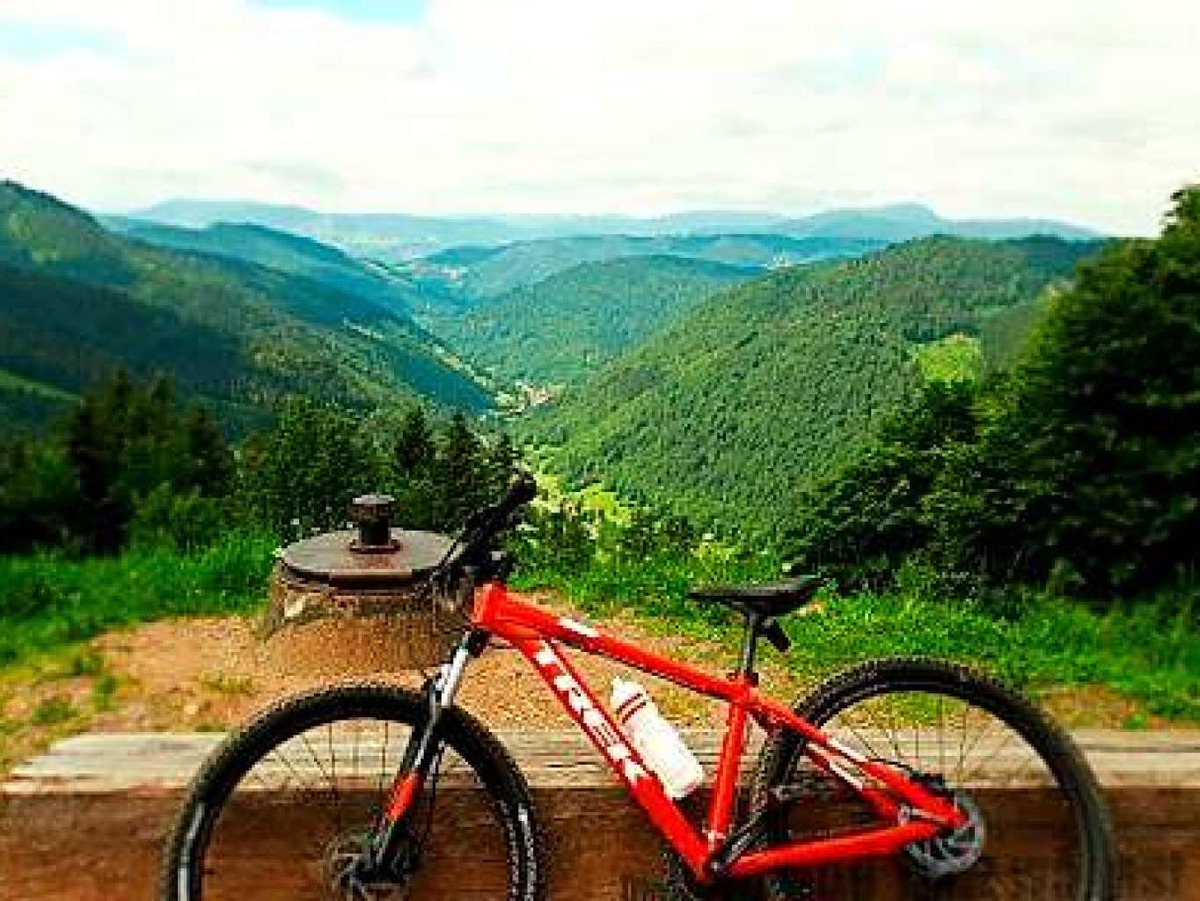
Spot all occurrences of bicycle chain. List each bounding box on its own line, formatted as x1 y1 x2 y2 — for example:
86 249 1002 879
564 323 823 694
660 760 872 900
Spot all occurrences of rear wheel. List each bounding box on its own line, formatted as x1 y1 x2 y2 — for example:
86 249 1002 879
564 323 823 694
162 682 545 900
753 658 1115 900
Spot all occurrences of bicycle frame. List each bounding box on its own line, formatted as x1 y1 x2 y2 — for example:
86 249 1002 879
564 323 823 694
466 582 967 884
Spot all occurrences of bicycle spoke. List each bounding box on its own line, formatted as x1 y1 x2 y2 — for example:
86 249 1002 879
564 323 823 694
885 702 910 768
937 694 945 778
759 662 1109 901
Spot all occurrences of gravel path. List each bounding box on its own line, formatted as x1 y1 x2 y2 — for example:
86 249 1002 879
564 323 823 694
81 599 800 735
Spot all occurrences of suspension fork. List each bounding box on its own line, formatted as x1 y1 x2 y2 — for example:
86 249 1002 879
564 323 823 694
370 629 487 868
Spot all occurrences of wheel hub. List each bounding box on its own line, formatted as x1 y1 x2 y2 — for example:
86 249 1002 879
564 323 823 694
323 828 411 901
904 791 986 880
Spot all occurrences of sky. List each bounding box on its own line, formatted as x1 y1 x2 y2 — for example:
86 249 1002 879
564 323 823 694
0 0 1197 235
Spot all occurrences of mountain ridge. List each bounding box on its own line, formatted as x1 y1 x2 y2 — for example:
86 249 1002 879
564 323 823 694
0 180 492 432
126 197 1105 258
401 233 887 300
103 216 458 319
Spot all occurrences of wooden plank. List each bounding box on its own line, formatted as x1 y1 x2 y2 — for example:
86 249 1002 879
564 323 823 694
2 730 1199 900
7 729 1199 793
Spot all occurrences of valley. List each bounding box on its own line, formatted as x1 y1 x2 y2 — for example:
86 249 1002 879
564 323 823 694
2 9 1197 898
529 236 1102 535
0 177 1109 528
1 178 1198 840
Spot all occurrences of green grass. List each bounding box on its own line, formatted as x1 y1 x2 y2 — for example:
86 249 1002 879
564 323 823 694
1 522 1195 725
912 333 983 384
0 530 277 668
199 672 256 696
91 672 119 712
30 696 77 726
515 552 1200 722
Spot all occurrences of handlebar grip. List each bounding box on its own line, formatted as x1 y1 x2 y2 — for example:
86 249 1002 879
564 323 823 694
453 474 537 564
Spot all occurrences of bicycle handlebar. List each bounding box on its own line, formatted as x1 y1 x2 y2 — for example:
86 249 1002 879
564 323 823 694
495 472 539 518
429 473 537 587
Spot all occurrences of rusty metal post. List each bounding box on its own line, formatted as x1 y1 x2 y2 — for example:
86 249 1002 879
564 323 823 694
350 493 397 551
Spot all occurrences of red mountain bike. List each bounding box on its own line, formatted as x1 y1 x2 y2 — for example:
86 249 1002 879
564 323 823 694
163 477 1115 899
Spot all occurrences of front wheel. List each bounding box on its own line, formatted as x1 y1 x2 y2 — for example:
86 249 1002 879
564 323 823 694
753 658 1115 900
161 682 546 900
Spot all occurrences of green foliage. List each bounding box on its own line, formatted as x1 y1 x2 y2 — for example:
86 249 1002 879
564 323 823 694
511 484 780 625
420 233 884 300
956 190 1200 595
0 261 250 425
0 531 278 666
0 438 77 550
62 372 236 553
112 220 426 317
242 398 380 536
786 186 1200 604
2 365 516 560
533 236 1101 537
31 697 77 726
387 405 441 527
434 256 756 385
912 333 983 385
0 179 492 432
785 381 980 591
774 589 1199 720
241 398 520 538
0 372 236 555
393 405 436 476
128 485 231 552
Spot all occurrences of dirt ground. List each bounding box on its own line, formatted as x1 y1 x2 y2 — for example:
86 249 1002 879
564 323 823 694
0 595 1173 775
0 599 810 772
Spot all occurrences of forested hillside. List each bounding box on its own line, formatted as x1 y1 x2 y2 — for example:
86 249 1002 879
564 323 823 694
430 255 755 386
0 181 492 431
532 236 1103 536
0 263 260 431
108 219 393 296
789 187 1200 602
404 233 886 300
105 218 460 319
134 198 521 258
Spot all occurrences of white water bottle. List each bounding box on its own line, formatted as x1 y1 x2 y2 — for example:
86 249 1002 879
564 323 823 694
610 678 704 800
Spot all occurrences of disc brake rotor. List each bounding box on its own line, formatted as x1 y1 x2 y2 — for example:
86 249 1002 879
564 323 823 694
323 828 411 901
903 792 987 880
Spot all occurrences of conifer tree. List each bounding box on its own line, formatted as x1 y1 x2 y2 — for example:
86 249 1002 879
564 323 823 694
184 407 235 497
66 394 123 553
485 432 519 496
394 405 435 477
436 411 485 526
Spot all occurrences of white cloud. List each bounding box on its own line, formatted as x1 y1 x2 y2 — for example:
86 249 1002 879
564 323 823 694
0 0 1196 233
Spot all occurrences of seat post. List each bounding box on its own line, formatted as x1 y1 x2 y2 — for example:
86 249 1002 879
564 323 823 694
738 612 760 677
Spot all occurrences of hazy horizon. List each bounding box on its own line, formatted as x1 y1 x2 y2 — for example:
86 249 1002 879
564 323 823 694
110 195 1104 231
